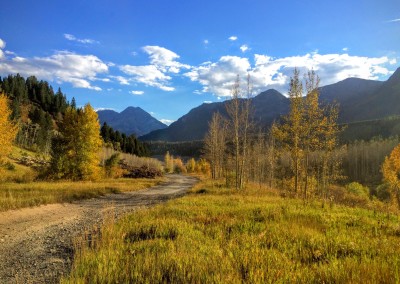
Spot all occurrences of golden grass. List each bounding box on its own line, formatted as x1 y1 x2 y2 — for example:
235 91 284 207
0 177 164 212
63 179 400 283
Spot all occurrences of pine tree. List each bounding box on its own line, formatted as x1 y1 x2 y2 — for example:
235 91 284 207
0 93 18 163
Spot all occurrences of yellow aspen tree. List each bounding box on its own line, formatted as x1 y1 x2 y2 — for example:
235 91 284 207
0 93 18 163
273 68 304 194
78 104 103 180
382 144 400 208
204 112 226 179
186 158 196 173
303 70 323 199
225 75 253 189
50 104 102 180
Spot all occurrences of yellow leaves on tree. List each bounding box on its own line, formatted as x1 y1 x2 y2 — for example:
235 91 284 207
51 103 102 180
0 93 18 163
382 144 400 207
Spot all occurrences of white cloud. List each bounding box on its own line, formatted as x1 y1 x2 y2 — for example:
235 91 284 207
109 75 130 85
240 45 249 53
390 58 397 65
120 64 174 91
130 90 144 95
0 50 107 91
185 55 251 97
0 38 5 59
204 39 209 45
142 45 190 73
160 119 175 125
388 18 400 22
95 107 115 111
203 101 212 104
342 47 349 52
185 52 394 97
119 46 189 91
229 36 238 41
64 33 99 44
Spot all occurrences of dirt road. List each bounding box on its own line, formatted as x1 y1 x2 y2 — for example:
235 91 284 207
0 174 198 283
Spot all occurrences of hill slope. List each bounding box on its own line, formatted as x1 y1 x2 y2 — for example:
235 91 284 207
97 107 167 137
141 68 400 142
141 89 288 141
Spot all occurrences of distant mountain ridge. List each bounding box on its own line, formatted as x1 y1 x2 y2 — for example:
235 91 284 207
141 67 400 142
97 107 167 137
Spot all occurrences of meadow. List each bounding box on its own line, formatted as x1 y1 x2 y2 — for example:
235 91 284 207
0 147 164 211
63 179 400 283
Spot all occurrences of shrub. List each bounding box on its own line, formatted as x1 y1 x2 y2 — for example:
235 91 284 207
104 153 121 178
372 183 391 202
174 158 187 173
5 162 15 171
345 182 370 199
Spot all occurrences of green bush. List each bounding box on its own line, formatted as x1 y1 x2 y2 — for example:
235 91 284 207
345 182 370 199
372 183 391 202
5 162 15 171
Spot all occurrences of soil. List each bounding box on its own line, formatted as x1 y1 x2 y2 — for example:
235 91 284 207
0 174 198 283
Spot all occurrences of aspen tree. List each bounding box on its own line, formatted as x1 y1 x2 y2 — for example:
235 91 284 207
204 112 226 179
382 144 400 208
50 104 102 180
0 93 18 163
273 68 304 194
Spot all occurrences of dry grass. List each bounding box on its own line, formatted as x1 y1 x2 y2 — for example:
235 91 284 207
100 147 162 170
63 179 400 283
0 177 164 212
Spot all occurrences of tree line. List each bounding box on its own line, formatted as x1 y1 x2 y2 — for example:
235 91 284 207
204 69 342 198
204 69 400 208
0 74 148 157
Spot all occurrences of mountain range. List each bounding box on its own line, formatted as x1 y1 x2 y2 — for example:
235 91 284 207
97 107 167 137
140 67 400 142
96 68 400 142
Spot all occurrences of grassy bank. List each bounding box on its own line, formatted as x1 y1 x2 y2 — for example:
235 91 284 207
63 179 400 283
0 178 164 211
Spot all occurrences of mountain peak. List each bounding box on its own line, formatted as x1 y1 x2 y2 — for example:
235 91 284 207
387 67 400 83
97 106 167 136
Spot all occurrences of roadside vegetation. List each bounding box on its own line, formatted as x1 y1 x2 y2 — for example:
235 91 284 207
63 178 400 283
63 69 400 283
2 71 400 282
0 177 163 212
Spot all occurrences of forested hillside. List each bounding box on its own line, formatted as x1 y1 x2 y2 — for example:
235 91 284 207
0 74 148 156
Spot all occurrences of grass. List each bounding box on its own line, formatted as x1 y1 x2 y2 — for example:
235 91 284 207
0 178 164 212
63 179 400 283
0 145 165 211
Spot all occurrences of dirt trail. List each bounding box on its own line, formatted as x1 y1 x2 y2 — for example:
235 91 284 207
0 174 198 283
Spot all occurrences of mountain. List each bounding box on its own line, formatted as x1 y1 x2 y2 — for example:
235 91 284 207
319 77 384 123
97 107 167 137
140 90 289 141
141 67 400 142
341 68 400 122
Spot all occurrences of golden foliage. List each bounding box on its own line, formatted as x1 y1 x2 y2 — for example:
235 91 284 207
0 93 18 163
51 104 102 180
382 143 400 207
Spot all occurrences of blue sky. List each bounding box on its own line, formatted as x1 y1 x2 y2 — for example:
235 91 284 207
0 0 399 124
